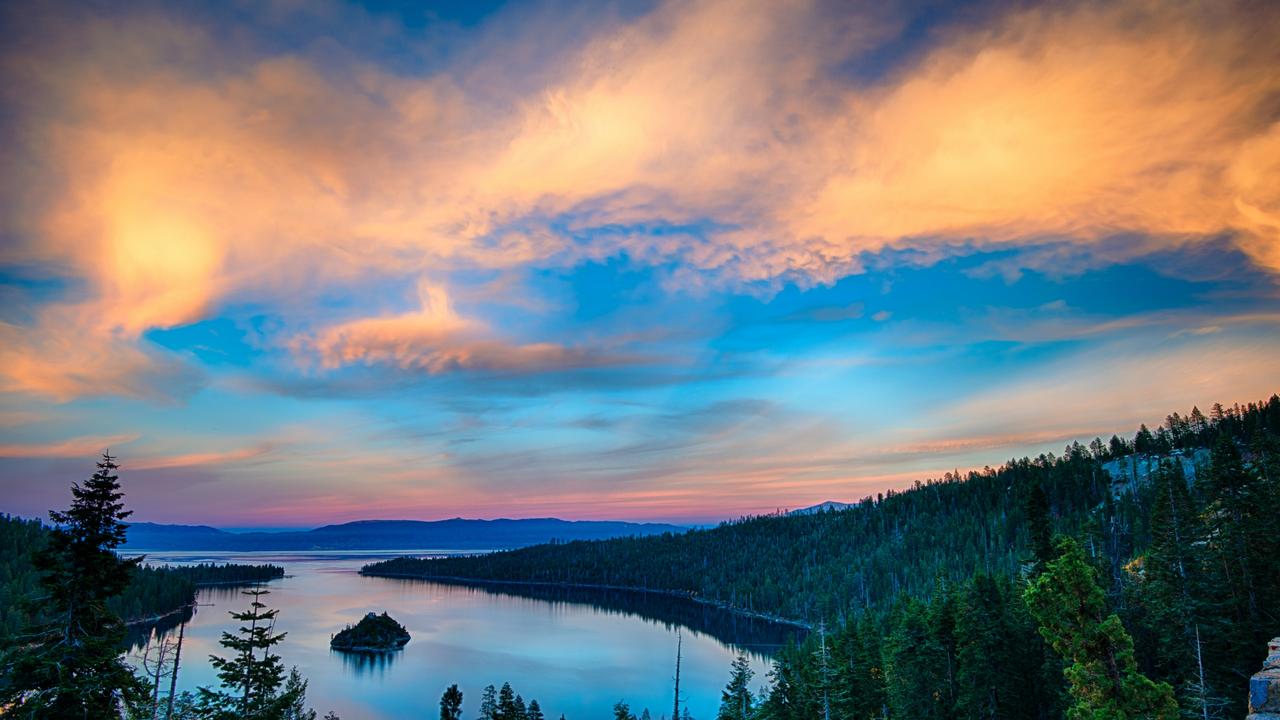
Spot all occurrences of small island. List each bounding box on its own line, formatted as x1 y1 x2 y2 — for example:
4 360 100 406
330 611 411 653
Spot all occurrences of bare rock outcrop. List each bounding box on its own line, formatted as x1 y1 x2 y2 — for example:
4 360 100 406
1249 637 1280 719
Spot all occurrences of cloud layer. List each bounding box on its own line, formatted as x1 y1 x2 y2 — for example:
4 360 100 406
1 0 1277 524
2 0 1277 398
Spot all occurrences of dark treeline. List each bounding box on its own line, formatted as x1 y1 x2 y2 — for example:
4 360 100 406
0 513 283 643
370 395 1280 718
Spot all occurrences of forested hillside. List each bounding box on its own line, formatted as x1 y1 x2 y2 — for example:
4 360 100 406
0 514 283 644
367 395 1280 718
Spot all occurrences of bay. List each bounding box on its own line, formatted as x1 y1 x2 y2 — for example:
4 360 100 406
129 551 801 720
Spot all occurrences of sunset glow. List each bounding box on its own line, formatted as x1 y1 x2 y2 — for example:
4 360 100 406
2 0 1278 525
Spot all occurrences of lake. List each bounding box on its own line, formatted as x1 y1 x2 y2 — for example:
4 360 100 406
129 551 803 720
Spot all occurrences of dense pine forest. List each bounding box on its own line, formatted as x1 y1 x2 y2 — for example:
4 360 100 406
0 513 283 643
367 395 1280 719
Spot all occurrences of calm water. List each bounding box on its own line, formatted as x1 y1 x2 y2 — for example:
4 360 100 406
129 552 800 720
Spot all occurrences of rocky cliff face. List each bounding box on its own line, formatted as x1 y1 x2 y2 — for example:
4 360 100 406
1100 448 1209 494
1248 637 1280 719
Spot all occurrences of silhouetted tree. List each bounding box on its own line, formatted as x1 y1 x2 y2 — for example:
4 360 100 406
441 684 464 720
197 587 310 719
0 452 147 717
717 653 755 720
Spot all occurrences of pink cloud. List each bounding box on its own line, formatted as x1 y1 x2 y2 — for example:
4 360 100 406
294 282 644 374
0 434 138 459
0 0 1276 401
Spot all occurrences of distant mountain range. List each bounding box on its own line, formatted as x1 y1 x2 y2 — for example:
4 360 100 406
122 518 687 551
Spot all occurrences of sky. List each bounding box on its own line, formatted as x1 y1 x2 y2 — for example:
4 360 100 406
1 0 1278 527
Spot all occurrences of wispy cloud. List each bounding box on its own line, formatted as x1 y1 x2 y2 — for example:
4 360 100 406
0 434 138 459
294 282 644 375
2 0 1276 399
128 443 275 470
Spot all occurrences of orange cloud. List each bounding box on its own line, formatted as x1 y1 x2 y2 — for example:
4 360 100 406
0 433 138 459
128 443 274 470
0 310 202 402
296 282 640 374
791 2 1280 272
1 0 1276 399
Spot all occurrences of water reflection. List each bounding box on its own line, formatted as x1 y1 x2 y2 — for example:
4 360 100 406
388 578 807 657
125 605 194 652
126 552 794 720
127 584 263 652
334 647 401 676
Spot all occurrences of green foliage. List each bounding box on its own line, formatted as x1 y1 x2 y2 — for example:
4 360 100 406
440 683 463 720
196 587 308 720
1026 483 1055 572
718 654 756 720
385 395 1279 719
0 452 148 718
1025 538 1178 720
0 513 283 646
613 700 637 720
884 597 947 720
368 449 1111 624
480 684 498 720
329 611 410 651
473 681 549 720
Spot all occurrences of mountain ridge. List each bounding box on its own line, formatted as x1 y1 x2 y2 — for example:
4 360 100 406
121 517 687 551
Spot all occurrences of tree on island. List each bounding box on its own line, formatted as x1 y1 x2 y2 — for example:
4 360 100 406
197 586 314 719
0 451 148 718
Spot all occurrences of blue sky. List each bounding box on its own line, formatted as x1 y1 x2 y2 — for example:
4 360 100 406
1 0 1277 525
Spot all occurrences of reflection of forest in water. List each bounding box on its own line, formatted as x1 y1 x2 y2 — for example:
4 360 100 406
125 576 806 660
388 578 807 658
124 585 245 652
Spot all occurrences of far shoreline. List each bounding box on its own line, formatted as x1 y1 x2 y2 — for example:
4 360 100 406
359 570 814 632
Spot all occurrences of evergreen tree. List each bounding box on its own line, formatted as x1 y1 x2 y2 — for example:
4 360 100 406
479 685 498 720
0 452 147 718
1026 483 1055 572
197 586 308 719
853 615 888 719
929 581 959 716
1196 433 1280 716
527 698 545 720
613 700 637 720
440 684 464 720
1138 461 1228 718
954 574 1032 719
717 653 755 720
884 597 947 720
497 682 520 720
758 648 814 720
281 669 317 720
1024 538 1178 719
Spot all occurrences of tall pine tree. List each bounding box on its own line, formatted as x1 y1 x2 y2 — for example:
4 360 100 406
718 653 756 720
1024 538 1178 720
0 452 147 718
197 586 309 719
